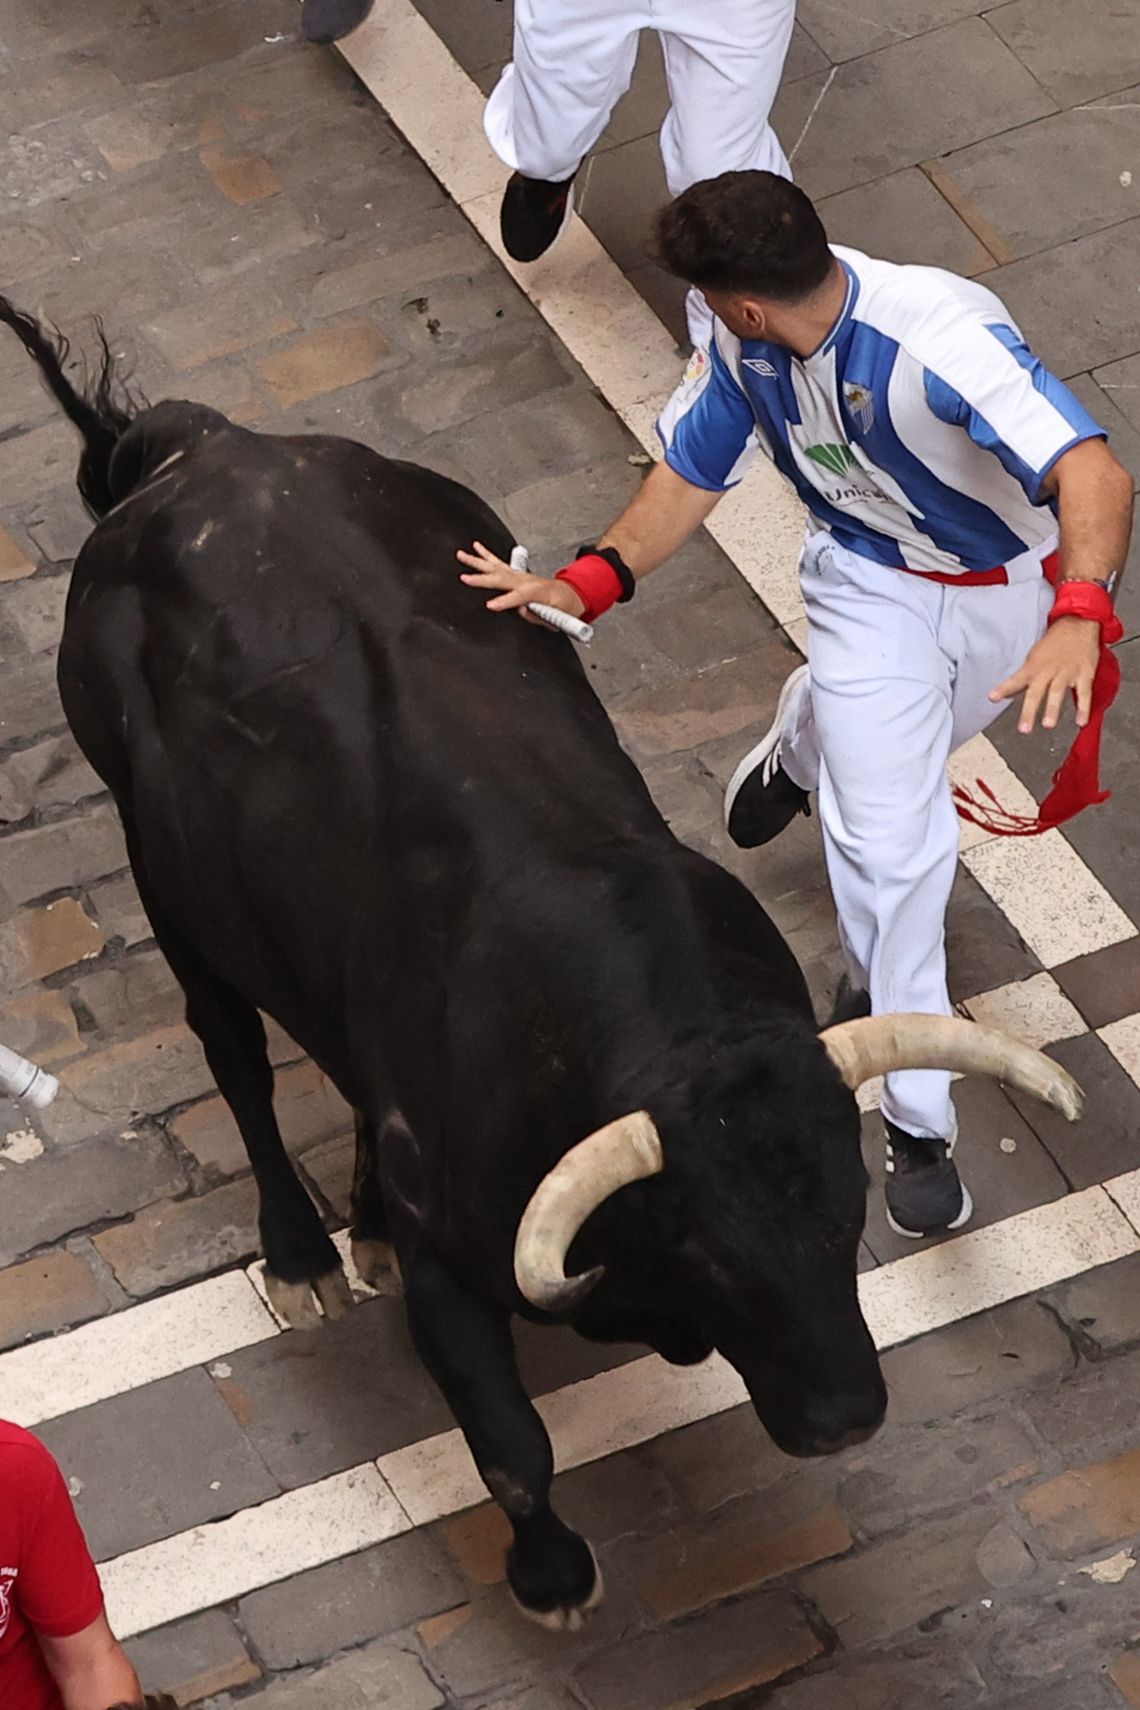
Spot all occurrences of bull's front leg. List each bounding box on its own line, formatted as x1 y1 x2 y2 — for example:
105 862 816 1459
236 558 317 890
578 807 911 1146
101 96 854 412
403 1244 601 1629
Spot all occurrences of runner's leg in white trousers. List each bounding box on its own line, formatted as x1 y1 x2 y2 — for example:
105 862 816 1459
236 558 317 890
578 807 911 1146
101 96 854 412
656 0 796 347
484 0 645 182
780 535 1052 1141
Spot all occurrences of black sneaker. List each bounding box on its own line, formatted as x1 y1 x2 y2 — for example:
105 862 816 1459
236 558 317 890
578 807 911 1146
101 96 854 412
301 0 373 42
500 171 576 263
725 665 812 849
884 1119 973 1239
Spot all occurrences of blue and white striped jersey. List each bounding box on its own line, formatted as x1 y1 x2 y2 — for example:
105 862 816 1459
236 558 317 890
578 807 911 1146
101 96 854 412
658 247 1106 576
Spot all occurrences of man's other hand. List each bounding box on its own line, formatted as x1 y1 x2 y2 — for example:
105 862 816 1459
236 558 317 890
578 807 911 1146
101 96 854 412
990 614 1102 733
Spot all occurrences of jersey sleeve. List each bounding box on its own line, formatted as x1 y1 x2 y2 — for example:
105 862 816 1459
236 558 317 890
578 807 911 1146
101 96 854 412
918 312 1105 502
9 1432 104 1639
656 338 760 493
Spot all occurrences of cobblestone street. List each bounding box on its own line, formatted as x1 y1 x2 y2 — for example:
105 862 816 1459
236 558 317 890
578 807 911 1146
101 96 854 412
2 0 1140 1706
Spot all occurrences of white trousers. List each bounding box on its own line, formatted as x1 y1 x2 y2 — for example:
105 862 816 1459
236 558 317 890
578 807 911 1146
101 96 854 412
484 0 796 345
781 533 1053 1141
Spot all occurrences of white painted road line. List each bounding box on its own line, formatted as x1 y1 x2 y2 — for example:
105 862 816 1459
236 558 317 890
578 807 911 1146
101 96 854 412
101 1464 410 1640
0 1271 278 1428
98 1172 1140 1638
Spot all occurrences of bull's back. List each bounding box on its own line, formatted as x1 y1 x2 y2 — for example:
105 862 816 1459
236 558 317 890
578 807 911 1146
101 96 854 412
59 409 675 1062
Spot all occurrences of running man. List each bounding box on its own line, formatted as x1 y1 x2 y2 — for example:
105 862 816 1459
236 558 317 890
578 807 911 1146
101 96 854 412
459 171 1134 1239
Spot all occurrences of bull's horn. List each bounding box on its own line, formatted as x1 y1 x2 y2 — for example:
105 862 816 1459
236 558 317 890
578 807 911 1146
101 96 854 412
820 1013 1084 1121
514 1111 664 1312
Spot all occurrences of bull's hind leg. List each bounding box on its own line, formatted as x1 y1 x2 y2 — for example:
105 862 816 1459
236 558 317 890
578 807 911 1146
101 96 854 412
403 1244 601 1629
131 881 351 1329
349 1111 401 1294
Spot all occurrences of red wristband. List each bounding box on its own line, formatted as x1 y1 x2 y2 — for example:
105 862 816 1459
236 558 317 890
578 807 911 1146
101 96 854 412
1048 580 1121 638
555 554 624 623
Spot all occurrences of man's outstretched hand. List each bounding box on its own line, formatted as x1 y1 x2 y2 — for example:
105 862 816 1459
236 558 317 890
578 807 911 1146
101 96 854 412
457 541 587 628
990 614 1102 734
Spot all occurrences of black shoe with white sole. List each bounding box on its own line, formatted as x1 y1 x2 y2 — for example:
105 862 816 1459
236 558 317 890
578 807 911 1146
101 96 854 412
884 1120 973 1238
500 171 576 263
725 664 812 849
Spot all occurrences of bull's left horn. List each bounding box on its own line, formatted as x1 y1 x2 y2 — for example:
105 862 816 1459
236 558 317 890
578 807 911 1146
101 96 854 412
820 1013 1084 1121
514 1111 664 1313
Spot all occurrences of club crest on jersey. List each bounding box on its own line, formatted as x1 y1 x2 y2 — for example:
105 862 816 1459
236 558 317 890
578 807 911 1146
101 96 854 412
843 382 875 432
742 357 778 378
682 347 708 385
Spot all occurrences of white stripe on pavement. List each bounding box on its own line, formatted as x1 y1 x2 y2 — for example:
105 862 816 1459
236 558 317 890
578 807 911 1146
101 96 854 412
99 1174 1140 1638
0 1271 278 1428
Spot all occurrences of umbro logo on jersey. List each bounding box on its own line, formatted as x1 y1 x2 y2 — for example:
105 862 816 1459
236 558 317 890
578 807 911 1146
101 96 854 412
742 357 778 377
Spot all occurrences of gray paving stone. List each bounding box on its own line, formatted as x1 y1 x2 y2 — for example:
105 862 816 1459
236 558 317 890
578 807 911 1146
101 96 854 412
979 217 1140 378
941 1573 1140 1695
238 1532 465 1669
612 645 792 764
213 1296 456 1485
298 1132 354 1220
211 1637 443 1710
879 1296 1076 1426
837 1406 1040 1537
802 1504 997 1647
0 1130 186 1267
443 386 632 503
987 0 1140 106
398 338 575 437
1003 1030 1140 1190
0 653 64 750
502 456 644 566
551 1444 683 1543
797 0 988 63
573 1588 822 1709
775 20 1056 202
93 1178 263 1296
818 168 996 274
0 735 103 824
1043 1252 1140 1358
1020 1343 1140 1459
126 1609 260 1704
758 1639 986 1709
0 805 128 912
72 949 184 1038
37 1366 280 1558
88 873 152 948
861 1078 1067 1265
932 104 1140 262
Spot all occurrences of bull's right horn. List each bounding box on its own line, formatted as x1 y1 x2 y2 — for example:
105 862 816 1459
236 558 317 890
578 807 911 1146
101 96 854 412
514 1111 664 1313
819 1013 1084 1121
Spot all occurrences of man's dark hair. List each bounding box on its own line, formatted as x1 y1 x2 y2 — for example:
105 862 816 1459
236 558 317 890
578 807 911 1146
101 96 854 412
655 171 833 303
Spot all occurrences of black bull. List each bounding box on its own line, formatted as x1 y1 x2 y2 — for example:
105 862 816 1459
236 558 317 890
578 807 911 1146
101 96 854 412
2 301 1082 1628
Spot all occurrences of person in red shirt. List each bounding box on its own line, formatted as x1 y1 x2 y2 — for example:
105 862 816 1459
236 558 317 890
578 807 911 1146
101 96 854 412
0 1420 143 1710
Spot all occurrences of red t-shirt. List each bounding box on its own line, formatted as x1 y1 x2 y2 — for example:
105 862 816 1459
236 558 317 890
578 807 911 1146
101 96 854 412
0 1421 105 1710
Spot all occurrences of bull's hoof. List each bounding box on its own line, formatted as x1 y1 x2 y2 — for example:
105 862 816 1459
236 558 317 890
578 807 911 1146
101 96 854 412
508 1537 602 1632
350 1235 402 1295
265 1264 354 1329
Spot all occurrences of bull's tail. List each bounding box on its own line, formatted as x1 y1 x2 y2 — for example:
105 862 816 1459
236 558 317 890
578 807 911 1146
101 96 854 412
0 293 141 518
